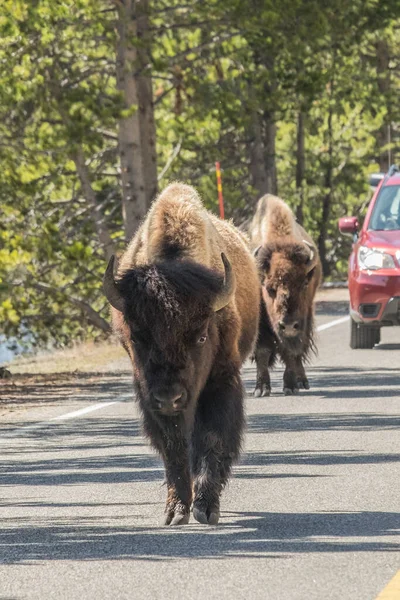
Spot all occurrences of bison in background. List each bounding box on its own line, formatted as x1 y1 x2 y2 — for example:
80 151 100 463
104 183 260 525
249 194 322 396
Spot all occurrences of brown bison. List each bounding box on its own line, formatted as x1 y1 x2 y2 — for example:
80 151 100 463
249 194 322 396
104 183 260 525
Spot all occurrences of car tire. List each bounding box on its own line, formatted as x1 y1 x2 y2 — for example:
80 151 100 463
350 318 380 349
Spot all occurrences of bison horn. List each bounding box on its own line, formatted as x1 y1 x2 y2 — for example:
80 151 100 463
302 240 316 265
103 255 124 312
213 253 236 312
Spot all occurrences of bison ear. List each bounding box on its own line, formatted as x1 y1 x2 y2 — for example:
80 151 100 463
213 253 236 312
103 255 125 312
256 245 273 274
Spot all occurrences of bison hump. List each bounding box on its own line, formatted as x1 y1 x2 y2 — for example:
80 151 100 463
146 185 212 264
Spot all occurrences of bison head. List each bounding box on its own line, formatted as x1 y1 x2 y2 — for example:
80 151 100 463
104 254 235 416
256 241 317 346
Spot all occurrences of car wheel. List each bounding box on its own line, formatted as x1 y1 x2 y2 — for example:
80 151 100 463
350 318 380 349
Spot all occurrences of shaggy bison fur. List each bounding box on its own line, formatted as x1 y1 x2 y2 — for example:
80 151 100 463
104 183 260 525
249 194 322 395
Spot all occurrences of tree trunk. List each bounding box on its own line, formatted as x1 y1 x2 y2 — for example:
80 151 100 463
248 107 269 198
136 0 158 206
115 0 149 241
73 148 115 261
318 102 333 279
246 48 277 196
295 110 305 224
264 111 278 195
375 39 391 172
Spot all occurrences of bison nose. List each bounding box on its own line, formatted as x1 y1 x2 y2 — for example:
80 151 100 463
278 319 300 337
171 393 184 409
154 390 185 412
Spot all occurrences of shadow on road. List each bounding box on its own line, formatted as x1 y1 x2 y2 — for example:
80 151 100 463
0 372 133 407
244 365 400 399
1 356 399 566
0 452 163 486
246 412 400 433
2 417 134 440
1 414 399 564
241 450 400 467
376 343 400 351
1 416 142 449
0 509 398 564
315 301 349 315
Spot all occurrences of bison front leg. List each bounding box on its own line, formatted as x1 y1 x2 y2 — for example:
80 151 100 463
281 354 310 394
295 356 310 390
191 373 244 525
254 303 276 397
281 356 299 396
142 410 192 526
254 344 273 397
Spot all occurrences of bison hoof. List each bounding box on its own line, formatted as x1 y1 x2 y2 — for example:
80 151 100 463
193 500 220 525
193 507 220 525
297 378 310 390
162 507 190 526
283 387 299 396
254 385 271 397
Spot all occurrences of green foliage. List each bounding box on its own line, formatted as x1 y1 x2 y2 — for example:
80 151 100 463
0 0 399 351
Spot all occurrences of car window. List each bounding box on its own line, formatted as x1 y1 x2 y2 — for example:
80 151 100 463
369 185 400 230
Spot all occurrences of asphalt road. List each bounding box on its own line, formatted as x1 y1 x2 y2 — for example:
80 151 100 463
1 313 399 600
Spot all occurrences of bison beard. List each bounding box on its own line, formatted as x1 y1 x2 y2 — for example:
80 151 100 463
105 258 245 525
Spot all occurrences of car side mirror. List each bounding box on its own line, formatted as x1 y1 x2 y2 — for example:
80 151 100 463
338 217 359 240
369 173 385 188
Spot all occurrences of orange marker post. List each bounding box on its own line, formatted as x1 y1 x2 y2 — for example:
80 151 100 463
215 161 225 219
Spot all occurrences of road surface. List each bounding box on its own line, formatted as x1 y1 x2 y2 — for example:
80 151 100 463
1 310 399 600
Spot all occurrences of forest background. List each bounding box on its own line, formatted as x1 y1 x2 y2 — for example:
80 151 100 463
0 0 399 351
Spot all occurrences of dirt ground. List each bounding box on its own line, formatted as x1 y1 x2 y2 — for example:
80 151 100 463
0 340 130 416
315 285 349 315
316 286 349 303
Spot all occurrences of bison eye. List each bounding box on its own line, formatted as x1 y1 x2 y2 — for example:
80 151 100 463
197 336 207 345
266 286 276 299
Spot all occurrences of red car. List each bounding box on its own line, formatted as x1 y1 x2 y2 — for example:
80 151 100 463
339 164 400 348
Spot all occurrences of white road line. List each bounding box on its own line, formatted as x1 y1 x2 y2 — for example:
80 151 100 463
2 317 348 439
1 396 133 440
49 401 119 421
316 315 349 332
48 393 133 421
